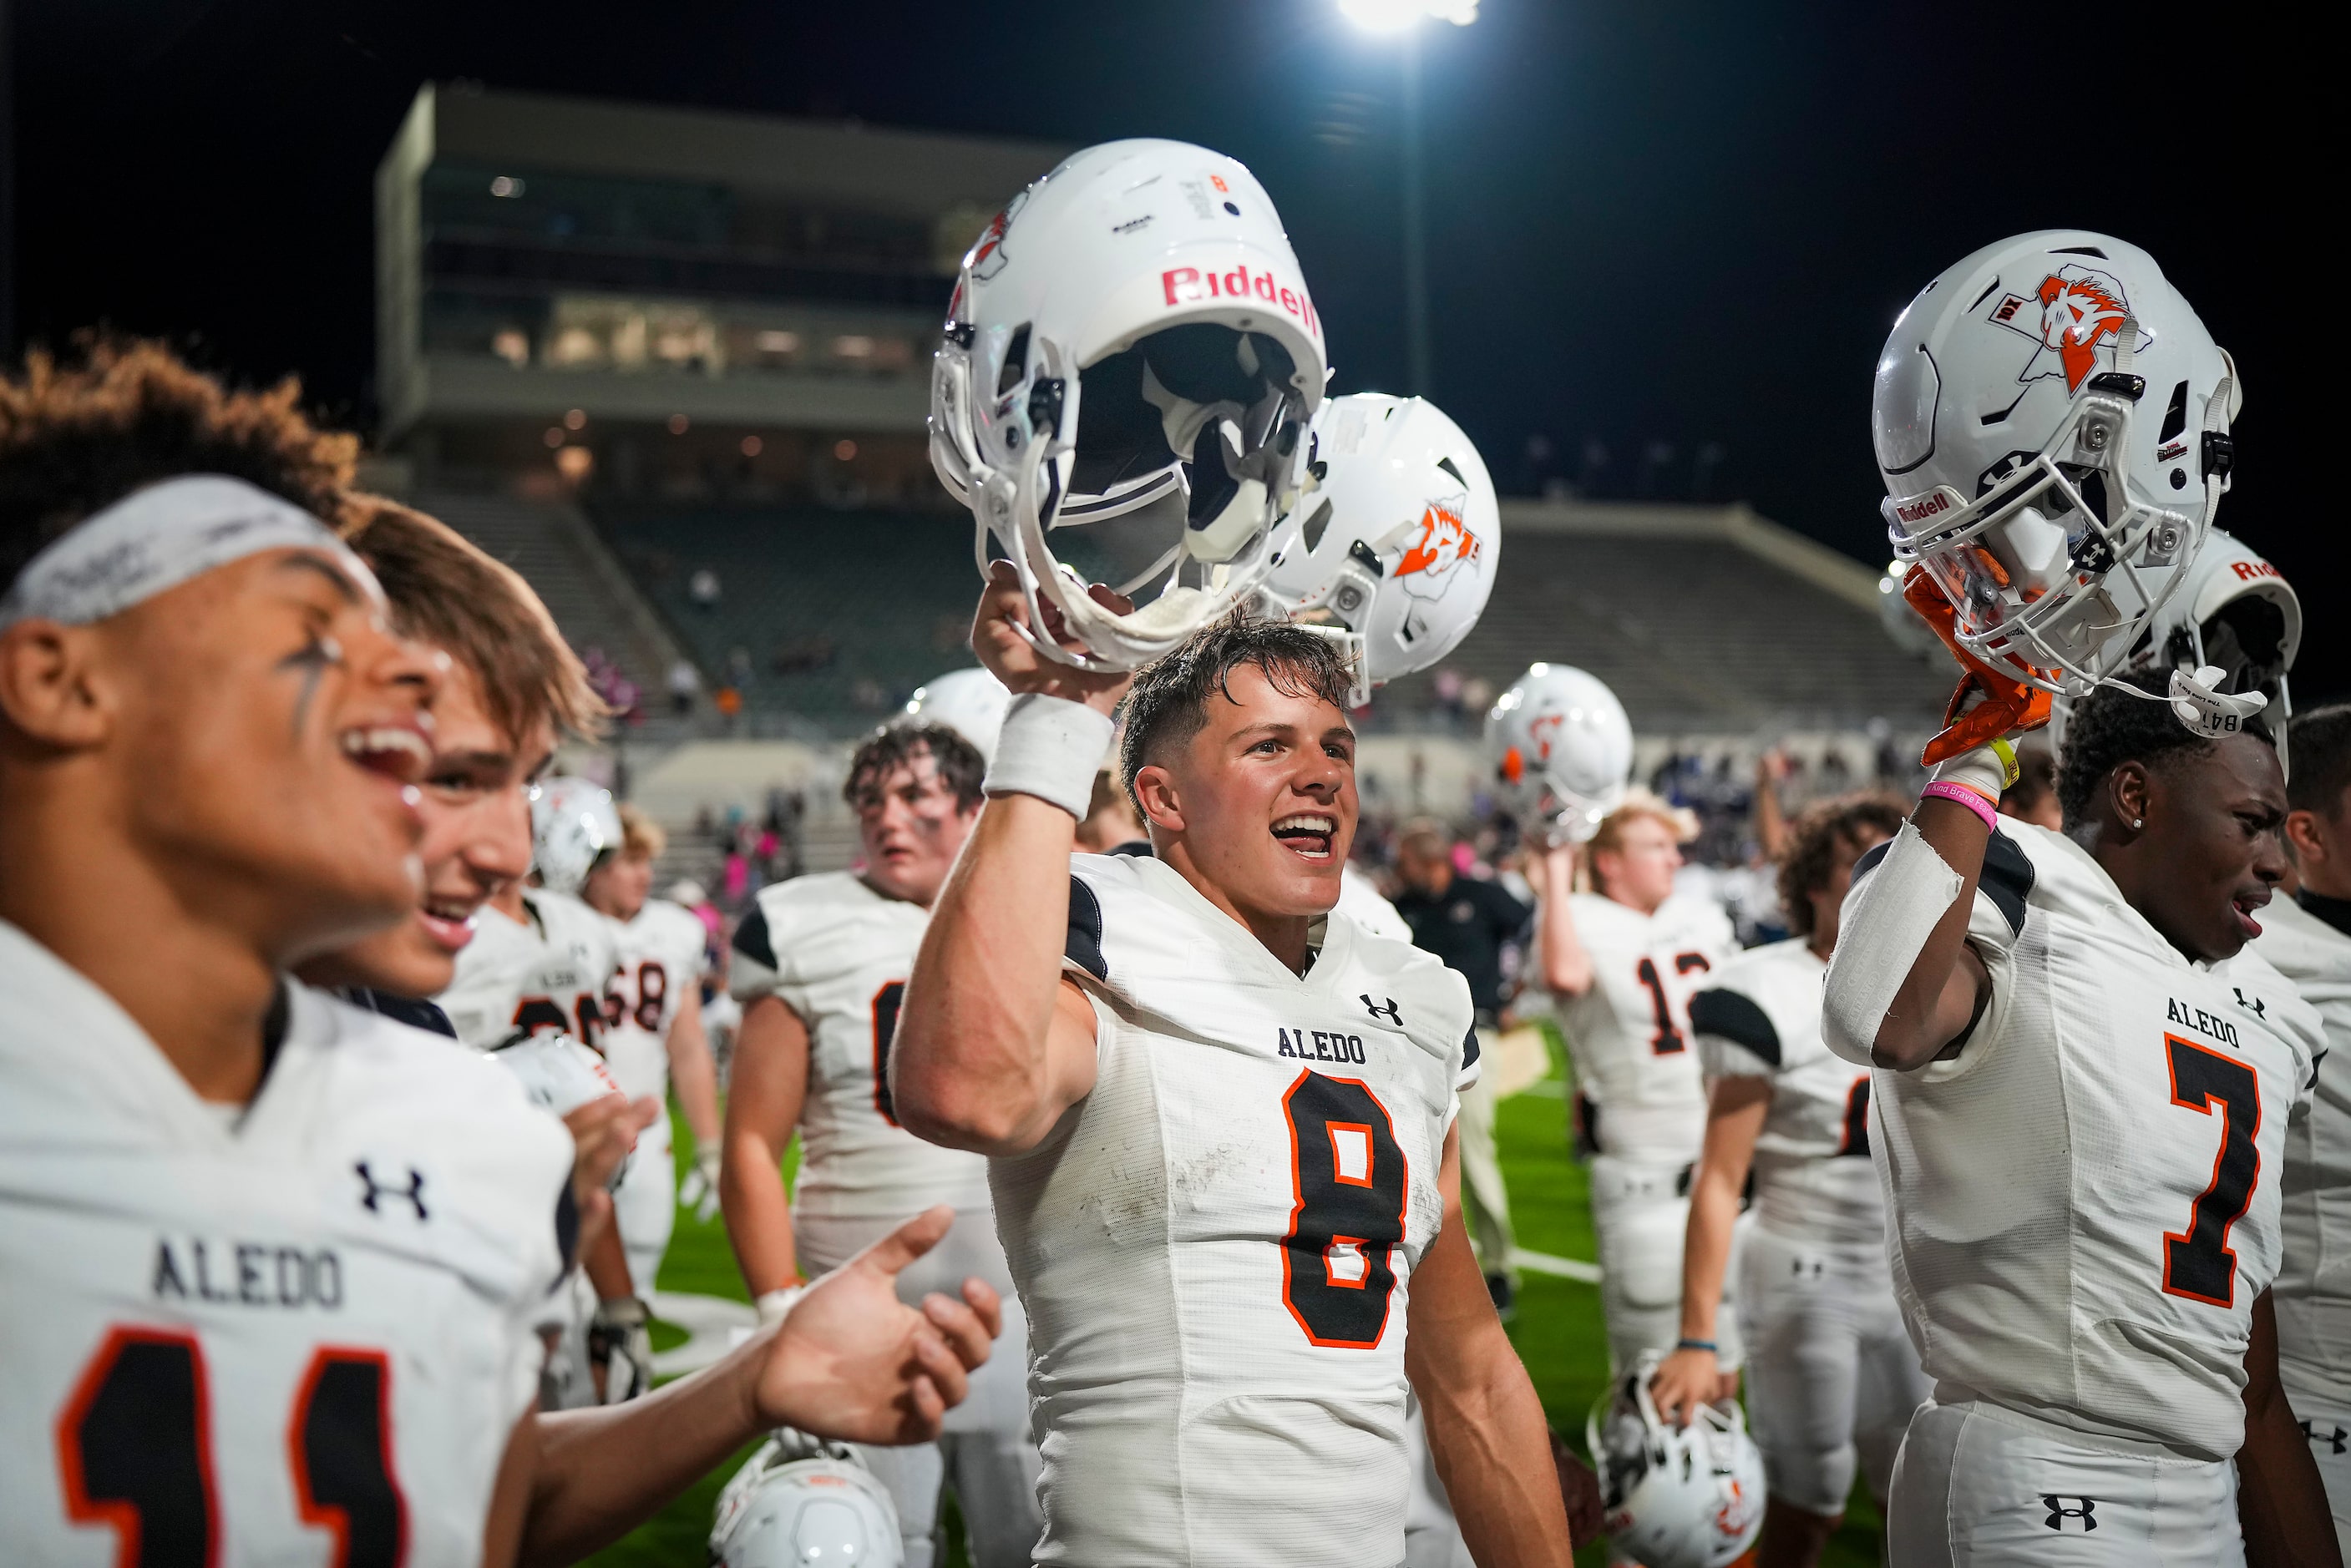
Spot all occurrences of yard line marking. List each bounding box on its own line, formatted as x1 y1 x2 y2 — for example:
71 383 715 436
1511 1247 1602 1284
1512 1079 1567 1099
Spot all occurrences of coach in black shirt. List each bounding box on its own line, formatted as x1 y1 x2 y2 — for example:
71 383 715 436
1388 820 1528 1311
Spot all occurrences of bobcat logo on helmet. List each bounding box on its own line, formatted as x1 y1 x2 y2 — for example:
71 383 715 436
1989 264 2151 394
966 191 1027 283
1394 493 1482 602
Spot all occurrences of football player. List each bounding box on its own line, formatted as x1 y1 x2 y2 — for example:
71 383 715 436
582 803 725 1295
1649 793 1925 1567
1530 792 1741 1379
721 722 1043 1568
0 342 999 1565
2253 703 2351 1555
1833 228 2338 1565
889 572 1594 1565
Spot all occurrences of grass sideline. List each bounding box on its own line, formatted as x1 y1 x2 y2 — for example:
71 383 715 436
588 1050 1884 1565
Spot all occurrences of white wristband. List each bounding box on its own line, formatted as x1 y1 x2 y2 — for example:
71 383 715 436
1931 736 2019 799
984 693 1117 819
756 1285 807 1327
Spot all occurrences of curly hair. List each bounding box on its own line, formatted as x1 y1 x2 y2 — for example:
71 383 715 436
1118 611 1356 812
1778 792 1909 938
341 495 605 746
2056 672 2273 829
845 723 986 813
1 337 357 591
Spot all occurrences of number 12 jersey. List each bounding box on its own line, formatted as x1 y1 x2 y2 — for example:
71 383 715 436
994 853 1477 1567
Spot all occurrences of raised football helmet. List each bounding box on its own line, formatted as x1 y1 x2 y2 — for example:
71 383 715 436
711 1430 904 1568
1588 1358 1766 1568
530 776 621 898
1485 665 1634 845
1873 230 2238 698
1263 393 1500 706
930 139 1327 670
900 666 1012 761
489 1033 632 1187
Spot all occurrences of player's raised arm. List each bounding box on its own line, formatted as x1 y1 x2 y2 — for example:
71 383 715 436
1530 841 1594 996
891 561 1129 1154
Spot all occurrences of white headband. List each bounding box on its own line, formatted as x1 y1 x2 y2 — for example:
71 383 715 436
0 474 372 632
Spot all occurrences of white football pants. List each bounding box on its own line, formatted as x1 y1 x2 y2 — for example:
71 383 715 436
1887 1393 2243 1566
1736 1222 1927 1515
799 1208 1041 1568
2279 1350 2351 1559
1401 1388 1475 1568
613 1110 676 1296
1588 1154 1742 1374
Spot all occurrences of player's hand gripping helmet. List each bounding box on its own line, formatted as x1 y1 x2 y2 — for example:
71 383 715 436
1874 230 2238 703
1587 1358 1766 1568
2049 525 2300 758
899 666 1012 762
529 776 622 898
710 1429 904 1568
930 139 1327 670
489 1033 633 1187
1262 393 1501 706
1485 665 1634 845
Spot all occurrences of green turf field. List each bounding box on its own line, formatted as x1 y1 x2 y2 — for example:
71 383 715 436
588 1046 1884 1566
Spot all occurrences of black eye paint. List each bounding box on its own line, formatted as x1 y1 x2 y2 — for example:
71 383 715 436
277 633 345 736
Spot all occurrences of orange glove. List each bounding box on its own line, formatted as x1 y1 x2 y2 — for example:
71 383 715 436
1900 566 2053 766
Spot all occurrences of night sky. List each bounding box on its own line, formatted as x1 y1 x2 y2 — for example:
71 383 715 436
13 1 2338 695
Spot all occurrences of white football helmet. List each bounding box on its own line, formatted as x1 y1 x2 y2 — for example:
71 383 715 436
930 138 1327 670
2050 525 2300 756
1873 230 2238 696
529 776 621 897
1484 665 1634 844
900 666 1012 761
1587 1360 1766 1568
711 1430 904 1568
1263 393 1501 706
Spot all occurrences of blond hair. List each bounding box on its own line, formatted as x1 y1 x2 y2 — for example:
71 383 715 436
1585 789 1699 900
617 802 666 861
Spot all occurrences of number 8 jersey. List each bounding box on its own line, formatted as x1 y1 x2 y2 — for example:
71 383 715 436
1851 821 2322 1460
994 853 1476 1568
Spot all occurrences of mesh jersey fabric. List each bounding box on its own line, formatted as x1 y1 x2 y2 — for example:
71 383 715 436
993 852 1474 1566
1856 821 2320 1459
0 923 574 1564
732 871 991 1219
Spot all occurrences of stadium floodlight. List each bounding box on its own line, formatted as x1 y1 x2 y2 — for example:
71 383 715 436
1337 0 1477 30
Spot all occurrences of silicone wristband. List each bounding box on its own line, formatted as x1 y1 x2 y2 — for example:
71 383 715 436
1919 780 1999 832
1675 1338 1718 1354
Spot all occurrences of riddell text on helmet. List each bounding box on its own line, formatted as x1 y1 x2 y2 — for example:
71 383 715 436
1162 266 1320 338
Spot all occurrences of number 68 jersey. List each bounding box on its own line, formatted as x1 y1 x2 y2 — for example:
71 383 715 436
0 923 575 1565
1851 822 2321 1461
992 853 1476 1568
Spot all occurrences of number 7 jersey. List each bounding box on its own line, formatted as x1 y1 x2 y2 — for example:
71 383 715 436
1853 822 2321 1459
993 853 1477 1567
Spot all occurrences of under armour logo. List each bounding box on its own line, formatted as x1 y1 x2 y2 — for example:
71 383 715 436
355 1161 428 1221
2233 986 2267 1019
1362 994 1403 1026
2303 1419 2349 1455
2040 1495 2097 1532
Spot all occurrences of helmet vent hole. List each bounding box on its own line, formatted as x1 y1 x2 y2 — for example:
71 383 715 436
1966 278 2004 312
997 324 1032 397
2051 245 2110 259
1300 498 1333 554
2158 380 2191 443
1436 455 1467 486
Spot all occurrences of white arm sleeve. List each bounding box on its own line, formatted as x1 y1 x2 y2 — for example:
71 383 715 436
1822 822 1963 1067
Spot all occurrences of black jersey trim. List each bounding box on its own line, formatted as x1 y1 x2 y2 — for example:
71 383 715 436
1067 876 1108 982
1980 830 2034 938
1849 828 2031 938
345 987 459 1039
1107 838 1154 858
732 903 778 972
1688 987 1780 1066
1462 1024 1482 1070
554 1182 580 1276
2303 891 2351 940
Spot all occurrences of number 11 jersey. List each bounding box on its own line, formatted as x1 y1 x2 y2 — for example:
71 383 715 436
996 853 1476 1567
1849 822 2320 1460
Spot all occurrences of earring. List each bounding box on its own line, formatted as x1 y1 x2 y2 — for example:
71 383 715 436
2132 818 2144 829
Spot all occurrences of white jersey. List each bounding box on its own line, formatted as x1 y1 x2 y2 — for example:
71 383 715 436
1556 891 1736 1166
0 923 574 1566
732 873 991 1219
438 888 619 1054
996 852 1476 1567
602 898 710 1104
2251 893 2351 1389
1337 864 1415 942
1690 939 1883 1247
1851 822 2321 1460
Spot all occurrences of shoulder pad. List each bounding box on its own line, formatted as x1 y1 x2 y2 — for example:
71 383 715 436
1689 987 1780 1067
1067 874 1108 982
